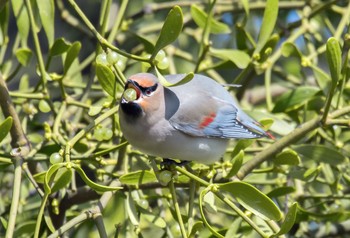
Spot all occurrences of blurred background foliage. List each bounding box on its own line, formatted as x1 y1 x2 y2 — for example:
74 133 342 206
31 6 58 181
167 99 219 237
0 0 350 237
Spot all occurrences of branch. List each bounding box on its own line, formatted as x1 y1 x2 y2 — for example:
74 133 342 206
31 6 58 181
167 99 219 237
236 106 350 180
0 73 31 238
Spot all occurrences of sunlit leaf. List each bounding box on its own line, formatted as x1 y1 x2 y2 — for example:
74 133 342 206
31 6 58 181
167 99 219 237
219 181 282 221
33 171 46 184
96 63 115 97
37 0 54 46
239 0 249 16
189 221 204 237
141 213 167 228
254 0 279 54
88 106 103 117
224 218 242 237
119 170 157 185
231 139 253 157
49 38 71 57
274 149 300 165
0 117 12 143
272 87 320 113
210 48 250 69
155 68 194 87
191 4 231 34
152 6 183 58
303 166 321 181
64 41 81 73
227 150 244 178
281 42 303 58
199 189 223 237
73 164 122 192
44 163 64 194
203 191 217 213
126 193 139 226
38 100 51 113
311 64 331 95
326 37 341 85
15 48 32 66
11 0 29 46
50 167 72 193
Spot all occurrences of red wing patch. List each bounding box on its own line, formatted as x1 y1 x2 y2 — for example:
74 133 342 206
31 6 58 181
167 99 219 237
199 113 216 129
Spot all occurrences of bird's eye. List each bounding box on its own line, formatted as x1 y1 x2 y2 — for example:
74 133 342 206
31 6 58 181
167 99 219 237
144 88 152 96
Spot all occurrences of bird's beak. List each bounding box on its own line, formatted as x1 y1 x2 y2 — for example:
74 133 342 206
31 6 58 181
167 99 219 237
122 80 141 103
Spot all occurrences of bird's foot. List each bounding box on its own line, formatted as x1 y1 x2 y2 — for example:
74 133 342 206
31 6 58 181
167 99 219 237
161 158 189 169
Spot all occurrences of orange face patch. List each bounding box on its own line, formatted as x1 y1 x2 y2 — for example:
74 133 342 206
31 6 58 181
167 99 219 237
130 75 157 88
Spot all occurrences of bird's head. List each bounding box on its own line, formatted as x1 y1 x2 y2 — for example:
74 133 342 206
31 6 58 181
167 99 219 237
120 73 162 119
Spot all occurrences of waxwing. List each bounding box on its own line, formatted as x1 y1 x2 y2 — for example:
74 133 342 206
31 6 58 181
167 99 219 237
119 73 272 164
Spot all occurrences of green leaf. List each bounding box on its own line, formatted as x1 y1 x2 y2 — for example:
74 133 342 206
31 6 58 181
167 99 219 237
259 33 280 62
203 191 217 213
225 218 242 238
297 205 341 220
227 150 244 178
64 41 81 73
126 194 139 226
13 221 36 238
231 139 253 157
0 4 9 46
37 0 54 46
199 189 224 238
303 166 321 181
44 163 64 194
219 181 282 221
11 0 29 46
38 100 51 113
73 164 122 192
267 186 295 198
273 202 298 237
155 68 194 87
210 48 250 69
274 149 300 165
88 106 103 117
141 213 167 228
191 5 231 34
119 170 157 185
326 37 342 85
33 171 46 184
152 6 183 58
0 117 12 143
281 42 302 58
272 86 320 113
189 221 204 238
49 38 71 57
239 0 249 16
15 47 32 66
50 167 72 193
96 63 115 97
293 144 345 165
311 64 331 95
254 0 279 54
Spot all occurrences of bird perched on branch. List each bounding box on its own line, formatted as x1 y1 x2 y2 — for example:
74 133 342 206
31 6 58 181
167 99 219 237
119 73 273 164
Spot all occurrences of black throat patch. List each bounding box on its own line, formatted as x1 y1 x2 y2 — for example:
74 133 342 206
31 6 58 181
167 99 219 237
120 101 143 120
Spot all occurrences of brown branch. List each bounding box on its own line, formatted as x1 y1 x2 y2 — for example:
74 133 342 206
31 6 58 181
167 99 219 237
0 74 30 150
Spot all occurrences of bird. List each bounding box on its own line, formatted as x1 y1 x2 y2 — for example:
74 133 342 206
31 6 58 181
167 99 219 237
119 73 273 164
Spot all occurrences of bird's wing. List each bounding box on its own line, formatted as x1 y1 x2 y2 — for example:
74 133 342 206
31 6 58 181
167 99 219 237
168 93 268 139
